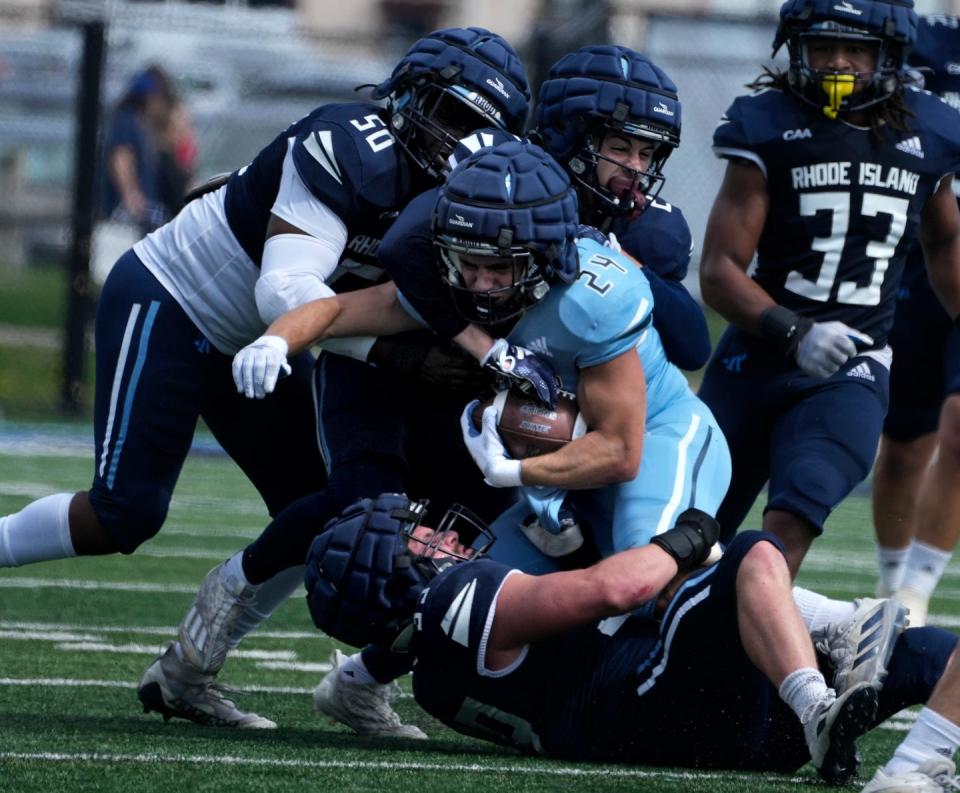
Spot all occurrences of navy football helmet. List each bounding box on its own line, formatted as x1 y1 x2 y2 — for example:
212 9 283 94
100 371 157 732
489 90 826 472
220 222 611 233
371 27 531 180
535 45 681 225
433 140 580 324
304 494 494 650
773 0 918 118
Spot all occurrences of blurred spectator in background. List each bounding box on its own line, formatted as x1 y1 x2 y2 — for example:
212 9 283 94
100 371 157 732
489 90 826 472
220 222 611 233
100 65 176 231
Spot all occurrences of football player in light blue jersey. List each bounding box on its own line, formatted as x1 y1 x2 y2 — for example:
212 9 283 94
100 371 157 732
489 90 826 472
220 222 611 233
232 140 730 571
698 0 960 583
871 14 960 628
432 140 731 572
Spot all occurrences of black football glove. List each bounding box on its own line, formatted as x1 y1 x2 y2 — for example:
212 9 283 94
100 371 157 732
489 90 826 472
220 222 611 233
650 508 721 573
368 333 486 393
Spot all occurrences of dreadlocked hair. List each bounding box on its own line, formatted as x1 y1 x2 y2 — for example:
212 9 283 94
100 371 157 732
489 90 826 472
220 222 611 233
747 67 914 142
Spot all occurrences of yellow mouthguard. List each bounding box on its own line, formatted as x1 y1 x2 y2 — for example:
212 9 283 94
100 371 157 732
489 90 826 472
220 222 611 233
820 73 856 119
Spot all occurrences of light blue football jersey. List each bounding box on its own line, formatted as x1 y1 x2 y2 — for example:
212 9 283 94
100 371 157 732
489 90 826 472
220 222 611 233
488 238 731 572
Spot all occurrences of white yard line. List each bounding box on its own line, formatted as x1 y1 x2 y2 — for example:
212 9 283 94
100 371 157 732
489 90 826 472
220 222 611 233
0 577 199 593
0 678 317 695
255 661 331 672
0 620 317 640
0 750 813 783
52 642 297 660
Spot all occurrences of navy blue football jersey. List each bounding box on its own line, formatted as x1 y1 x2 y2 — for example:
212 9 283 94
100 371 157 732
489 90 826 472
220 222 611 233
378 186 471 338
411 559 661 760
714 87 960 343
610 196 710 370
611 196 692 282
382 187 710 369
223 102 431 293
912 16 960 112
901 16 960 290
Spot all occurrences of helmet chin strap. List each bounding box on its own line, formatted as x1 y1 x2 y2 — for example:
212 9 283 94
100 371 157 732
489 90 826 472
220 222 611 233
820 73 856 119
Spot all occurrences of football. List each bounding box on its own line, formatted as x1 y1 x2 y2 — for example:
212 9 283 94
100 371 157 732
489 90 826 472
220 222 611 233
471 388 586 459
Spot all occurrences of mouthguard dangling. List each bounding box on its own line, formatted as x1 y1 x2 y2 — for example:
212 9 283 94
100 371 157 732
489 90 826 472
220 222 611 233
820 73 856 119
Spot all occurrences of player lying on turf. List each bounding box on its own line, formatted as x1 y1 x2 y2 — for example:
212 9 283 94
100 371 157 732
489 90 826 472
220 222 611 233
305 493 959 789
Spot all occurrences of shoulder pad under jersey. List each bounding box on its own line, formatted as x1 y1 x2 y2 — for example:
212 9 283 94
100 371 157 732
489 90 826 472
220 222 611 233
558 239 653 364
292 103 409 223
616 197 692 281
713 89 810 174
902 87 960 172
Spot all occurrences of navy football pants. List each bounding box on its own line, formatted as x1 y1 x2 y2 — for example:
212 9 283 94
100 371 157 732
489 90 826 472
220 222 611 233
242 346 516 584
631 531 956 771
89 251 324 553
885 270 960 441
699 327 889 542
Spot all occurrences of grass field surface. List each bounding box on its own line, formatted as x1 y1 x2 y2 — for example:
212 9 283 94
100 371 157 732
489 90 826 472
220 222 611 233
1 426 956 791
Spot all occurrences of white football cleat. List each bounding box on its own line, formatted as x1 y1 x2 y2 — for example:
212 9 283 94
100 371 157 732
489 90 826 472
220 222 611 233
862 757 960 792
804 681 878 785
179 560 260 675
313 649 427 739
814 598 907 695
893 587 929 628
138 644 276 729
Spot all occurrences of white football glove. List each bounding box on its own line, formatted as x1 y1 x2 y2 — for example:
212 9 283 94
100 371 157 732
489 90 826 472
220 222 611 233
232 334 291 399
795 321 873 379
459 399 523 488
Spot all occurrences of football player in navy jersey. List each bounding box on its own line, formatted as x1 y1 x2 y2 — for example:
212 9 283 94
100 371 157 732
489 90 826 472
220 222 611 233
697 0 960 582
0 26 530 728
304 493 960 786
534 44 710 372
871 15 960 628
142 131 537 739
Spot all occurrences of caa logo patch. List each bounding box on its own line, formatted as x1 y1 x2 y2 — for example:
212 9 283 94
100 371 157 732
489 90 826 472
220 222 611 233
783 128 812 140
947 63 960 76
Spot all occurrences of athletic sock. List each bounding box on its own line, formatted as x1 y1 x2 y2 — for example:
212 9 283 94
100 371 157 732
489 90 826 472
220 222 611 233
338 652 378 686
0 493 76 567
792 587 856 631
876 544 910 596
884 707 960 776
224 550 252 589
779 667 832 724
900 541 952 598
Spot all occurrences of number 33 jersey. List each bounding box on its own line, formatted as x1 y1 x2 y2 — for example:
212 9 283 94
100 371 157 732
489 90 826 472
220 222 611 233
713 86 960 345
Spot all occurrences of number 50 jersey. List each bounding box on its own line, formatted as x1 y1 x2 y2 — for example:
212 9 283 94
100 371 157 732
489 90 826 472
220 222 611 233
713 86 960 345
